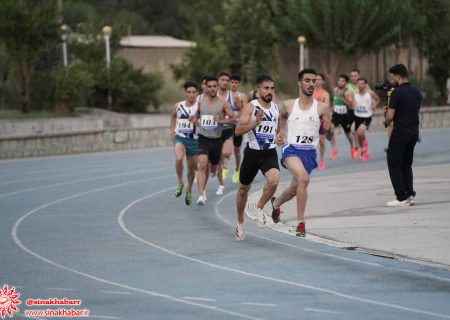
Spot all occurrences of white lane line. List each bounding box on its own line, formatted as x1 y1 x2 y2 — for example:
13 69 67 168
242 302 276 307
99 290 131 295
47 287 76 291
183 297 217 302
0 168 173 198
12 185 264 320
88 315 122 319
215 188 450 283
118 192 450 320
305 307 342 314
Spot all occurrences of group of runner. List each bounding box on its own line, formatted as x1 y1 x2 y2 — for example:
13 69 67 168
170 68 378 240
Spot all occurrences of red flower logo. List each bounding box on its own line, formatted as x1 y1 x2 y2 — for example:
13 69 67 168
0 284 21 319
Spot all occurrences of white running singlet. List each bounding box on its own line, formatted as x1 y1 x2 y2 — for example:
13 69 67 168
354 91 373 118
244 100 279 150
175 100 198 139
287 98 321 150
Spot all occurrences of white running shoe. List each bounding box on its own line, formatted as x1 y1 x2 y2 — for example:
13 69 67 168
235 224 245 241
409 195 416 206
386 199 410 207
216 185 225 195
196 195 206 205
256 208 267 227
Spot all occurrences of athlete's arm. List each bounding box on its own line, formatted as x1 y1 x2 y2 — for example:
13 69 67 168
371 90 380 110
192 101 201 127
318 101 334 141
217 101 235 125
170 103 177 141
343 89 355 108
323 91 331 109
235 102 260 136
277 100 291 142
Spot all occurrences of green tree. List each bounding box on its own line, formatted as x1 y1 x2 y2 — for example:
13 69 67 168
0 0 59 112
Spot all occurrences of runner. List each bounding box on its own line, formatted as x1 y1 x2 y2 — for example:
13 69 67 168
230 73 247 184
170 81 199 205
347 68 361 157
271 68 333 237
216 72 234 195
328 74 355 160
354 77 379 161
234 74 282 240
312 73 331 170
194 76 235 205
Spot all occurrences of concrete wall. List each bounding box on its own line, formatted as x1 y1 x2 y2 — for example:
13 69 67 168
1 107 449 159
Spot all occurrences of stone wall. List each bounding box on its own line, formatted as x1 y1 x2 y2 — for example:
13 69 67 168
1 107 449 159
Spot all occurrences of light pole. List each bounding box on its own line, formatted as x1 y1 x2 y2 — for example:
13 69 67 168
60 24 69 67
297 35 306 71
102 25 112 108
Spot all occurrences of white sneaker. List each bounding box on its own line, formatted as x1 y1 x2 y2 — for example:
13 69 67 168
196 195 206 205
216 185 225 195
235 224 245 241
409 196 416 206
386 199 410 207
256 208 267 227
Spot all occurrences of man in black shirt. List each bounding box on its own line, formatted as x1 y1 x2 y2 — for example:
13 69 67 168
384 64 422 207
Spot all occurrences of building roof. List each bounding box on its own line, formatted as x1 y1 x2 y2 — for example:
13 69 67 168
120 35 196 48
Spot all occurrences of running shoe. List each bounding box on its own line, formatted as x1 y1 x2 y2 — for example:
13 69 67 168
386 199 409 207
351 147 358 160
362 140 369 153
328 149 338 160
185 192 192 206
235 223 245 241
271 197 280 223
408 195 416 206
318 160 326 170
222 168 229 180
256 208 267 227
295 222 306 237
232 170 240 184
175 184 183 197
216 185 225 195
196 195 206 205
360 152 369 162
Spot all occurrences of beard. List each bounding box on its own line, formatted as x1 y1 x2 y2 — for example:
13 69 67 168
261 94 273 102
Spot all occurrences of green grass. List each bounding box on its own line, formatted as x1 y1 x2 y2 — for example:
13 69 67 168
0 110 75 121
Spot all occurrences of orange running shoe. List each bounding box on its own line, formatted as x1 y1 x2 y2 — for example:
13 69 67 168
351 147 358 160
328 149 338 160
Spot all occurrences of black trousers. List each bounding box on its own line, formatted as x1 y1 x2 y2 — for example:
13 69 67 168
387 131 418 201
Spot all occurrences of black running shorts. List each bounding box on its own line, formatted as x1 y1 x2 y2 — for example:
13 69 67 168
239 147 279 185
233 126 243 147
197 135 223 165
221 127 233 142
332 112 351 133
355 115 372 131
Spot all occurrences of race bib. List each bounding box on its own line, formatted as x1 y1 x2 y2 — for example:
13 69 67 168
334 105 347 114
293 131 317 149
176 119 193 134
356 104 369 114
255 121 276 140
201 115 218 131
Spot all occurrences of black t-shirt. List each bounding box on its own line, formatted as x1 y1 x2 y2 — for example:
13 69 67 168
388 82 422 134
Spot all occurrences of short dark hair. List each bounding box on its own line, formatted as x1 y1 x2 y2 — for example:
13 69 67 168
205 76 218 84
357 77 367 84
298 68 317 80
351 68 360 74
256 74 273 86
230 73 241 81
201 75 213 83
339 74 349 82
389 64 409 78
317 73 325 80
183 81 198 91
218 72 230 79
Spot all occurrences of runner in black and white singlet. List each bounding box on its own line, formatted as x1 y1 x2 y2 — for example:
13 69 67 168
194 76 235 205
271 69 333 237
354 77 379 161
234 74 282 240
170 81 199 205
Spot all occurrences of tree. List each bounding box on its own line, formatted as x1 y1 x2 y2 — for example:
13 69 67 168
0 0 59 112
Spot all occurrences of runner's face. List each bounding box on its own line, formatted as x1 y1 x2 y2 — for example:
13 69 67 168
350 71 359 84
258 81 275 102
185 87 197 103
315 76 323 88
218 76 230 91
230 79 240 92
357 80 366 92
337 77 346 89
299 74 316 96
207 81 218 97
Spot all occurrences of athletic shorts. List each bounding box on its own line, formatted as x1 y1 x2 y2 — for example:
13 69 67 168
332 112 351 133
348 109 355 124
354 116 372 131
197 135 223 165
239 147 279 185
233 126 243 147
221 127 233 142
280 145 317 175
174 135 198 156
